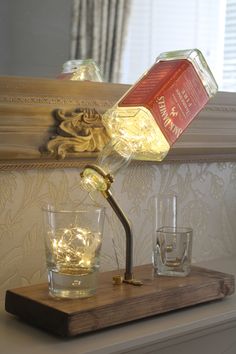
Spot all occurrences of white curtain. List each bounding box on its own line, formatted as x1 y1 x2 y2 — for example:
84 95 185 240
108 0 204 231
70 0 132 82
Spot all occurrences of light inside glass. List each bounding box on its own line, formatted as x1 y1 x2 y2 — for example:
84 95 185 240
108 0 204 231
80 138 133 193
43 204 105 298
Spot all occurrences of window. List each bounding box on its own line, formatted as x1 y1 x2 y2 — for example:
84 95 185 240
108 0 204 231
121 0 235 92
222 0 236 91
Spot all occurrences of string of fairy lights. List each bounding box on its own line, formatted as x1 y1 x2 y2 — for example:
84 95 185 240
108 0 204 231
47 226 102 274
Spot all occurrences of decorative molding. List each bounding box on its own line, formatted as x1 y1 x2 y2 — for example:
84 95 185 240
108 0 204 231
0 158 94 171
165 91 236 162
205 105 236 113
0 76 236 170
0 95 114 108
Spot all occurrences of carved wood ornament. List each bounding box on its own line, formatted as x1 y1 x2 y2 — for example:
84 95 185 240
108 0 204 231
47 108 110 159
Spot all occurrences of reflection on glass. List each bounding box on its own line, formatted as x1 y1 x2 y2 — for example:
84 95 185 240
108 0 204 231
57 59 103 82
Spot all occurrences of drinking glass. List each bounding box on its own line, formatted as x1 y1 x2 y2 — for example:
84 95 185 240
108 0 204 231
153 226 193 276
153 193 177 231
42 204 105 298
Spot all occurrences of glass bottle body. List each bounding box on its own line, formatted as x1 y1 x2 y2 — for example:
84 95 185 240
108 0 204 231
102 49 218 161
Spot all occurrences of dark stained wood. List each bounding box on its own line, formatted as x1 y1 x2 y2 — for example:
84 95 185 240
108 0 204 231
5 264 235 337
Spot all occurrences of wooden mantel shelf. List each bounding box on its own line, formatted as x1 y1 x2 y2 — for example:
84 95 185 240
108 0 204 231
0 76 236 171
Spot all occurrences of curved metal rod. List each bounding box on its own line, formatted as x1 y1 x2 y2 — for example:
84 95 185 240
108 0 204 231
82 164 143 285
102 189 133 281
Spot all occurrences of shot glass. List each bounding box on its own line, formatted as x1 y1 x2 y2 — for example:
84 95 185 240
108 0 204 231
42 204 105 298
153 226 193 277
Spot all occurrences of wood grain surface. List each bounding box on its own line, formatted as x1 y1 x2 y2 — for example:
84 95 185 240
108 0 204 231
5 264 235 337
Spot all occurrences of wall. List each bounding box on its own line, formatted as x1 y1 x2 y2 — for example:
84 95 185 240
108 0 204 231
1 161 236 302
0 0 73 77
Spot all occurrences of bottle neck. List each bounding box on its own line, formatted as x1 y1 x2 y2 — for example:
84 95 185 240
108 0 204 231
80 138 133 193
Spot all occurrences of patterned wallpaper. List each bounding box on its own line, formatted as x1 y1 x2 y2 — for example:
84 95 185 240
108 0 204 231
1 161 236 303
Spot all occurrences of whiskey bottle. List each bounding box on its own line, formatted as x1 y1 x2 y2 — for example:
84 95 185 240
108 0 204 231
102 48 218 161
80 49 218 193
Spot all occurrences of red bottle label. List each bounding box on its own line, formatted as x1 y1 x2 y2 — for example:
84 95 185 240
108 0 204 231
118 60 209 145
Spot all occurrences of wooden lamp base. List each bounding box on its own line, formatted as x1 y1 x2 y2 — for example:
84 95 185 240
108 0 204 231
5 264 234 337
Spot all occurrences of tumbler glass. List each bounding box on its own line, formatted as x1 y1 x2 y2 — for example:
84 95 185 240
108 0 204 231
42 204 105 298
153 226 193 277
